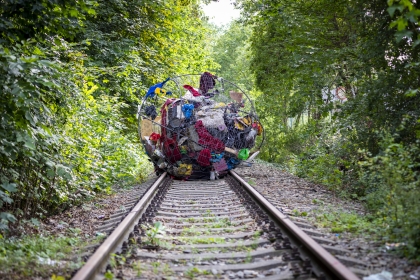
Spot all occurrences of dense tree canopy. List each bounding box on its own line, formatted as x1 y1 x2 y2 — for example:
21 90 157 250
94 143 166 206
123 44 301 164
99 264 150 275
1 0 419 262
233 0 420 259
0 0 216 231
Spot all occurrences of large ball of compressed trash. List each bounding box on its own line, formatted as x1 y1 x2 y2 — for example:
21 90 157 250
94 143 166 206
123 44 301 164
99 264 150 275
138 73 263 180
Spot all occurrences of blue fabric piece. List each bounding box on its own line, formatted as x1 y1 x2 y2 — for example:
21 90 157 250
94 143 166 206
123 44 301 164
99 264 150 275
226 157 240 170
182 103 194 119
146 78 170 99
210 152 224 163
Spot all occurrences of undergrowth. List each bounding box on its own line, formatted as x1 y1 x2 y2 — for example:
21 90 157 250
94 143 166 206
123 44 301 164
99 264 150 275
0 229 85 279
259 123 420 260
312 208 381 235
261 139 419 260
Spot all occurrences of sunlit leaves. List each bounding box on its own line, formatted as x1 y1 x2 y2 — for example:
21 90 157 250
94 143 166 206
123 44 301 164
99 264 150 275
0 0 97 42
0 0 214 231
387 0 420 44
237 0 420 259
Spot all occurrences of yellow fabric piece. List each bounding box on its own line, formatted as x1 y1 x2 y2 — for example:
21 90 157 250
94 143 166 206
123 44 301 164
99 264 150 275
155 87 167 96
257 123 263 136
234 120 245 130
214 102 226 109
177 164 192 175
234 116 252 130
242 116 252 126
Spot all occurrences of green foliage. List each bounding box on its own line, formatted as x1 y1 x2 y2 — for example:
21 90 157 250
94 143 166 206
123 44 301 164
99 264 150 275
142 221 166 247
359 132 420 259
185 266 210 279
109 253 126 270
0 42 80 226
210 21 253 92
178 236 226 245
104 270 115 280
0 0 96 42
235 0 420 259
388 0 420 46
314 209 378 235
0 232 83 278
0 0 216 232
0 41 153 226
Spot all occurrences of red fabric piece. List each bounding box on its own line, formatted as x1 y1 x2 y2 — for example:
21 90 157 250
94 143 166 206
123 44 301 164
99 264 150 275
197 149 211 166
149 132 161 142
163 138 182 163
160 99 182 163
160 98 175 145
199 72 216 95
194 120 225 153
183 85 201 97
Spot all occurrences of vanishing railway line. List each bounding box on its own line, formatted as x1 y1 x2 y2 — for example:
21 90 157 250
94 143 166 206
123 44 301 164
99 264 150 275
72 172 360 280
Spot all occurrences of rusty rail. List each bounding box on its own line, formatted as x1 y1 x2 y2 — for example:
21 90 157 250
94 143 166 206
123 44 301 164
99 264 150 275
73 171 360 279
230 170 359 280
72 172 167 280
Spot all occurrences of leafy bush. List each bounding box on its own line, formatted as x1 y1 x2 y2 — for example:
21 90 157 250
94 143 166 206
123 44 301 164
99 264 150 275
235 0 420 260
0 42 153 230
359 133 420 260
0 44 77 228
0 231 83 279
0 0 216 231
314 209 379 235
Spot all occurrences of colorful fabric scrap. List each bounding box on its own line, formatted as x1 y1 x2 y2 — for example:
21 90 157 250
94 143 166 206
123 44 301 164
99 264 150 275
146 78 170 98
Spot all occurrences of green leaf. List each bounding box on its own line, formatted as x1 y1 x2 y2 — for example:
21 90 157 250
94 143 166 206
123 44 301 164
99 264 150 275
104 271 114 280
1 183 17 193
33 47 44 56
69 9 79 17
25 111 36 126
387 5 405 18
0 212 17 223
395 30 413 42
405 89 418 97
30 218 40 227
87 8 96 15
397 18 408 31
47 169 56 179
0 191 13 205
24 139 36 150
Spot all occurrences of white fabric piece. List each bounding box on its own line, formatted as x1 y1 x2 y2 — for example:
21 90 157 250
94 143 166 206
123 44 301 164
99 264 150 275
182 90 205 103
197 108 225 129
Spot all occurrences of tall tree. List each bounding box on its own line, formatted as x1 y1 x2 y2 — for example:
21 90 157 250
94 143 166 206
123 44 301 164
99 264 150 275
0 0 216 230
235 0 420 258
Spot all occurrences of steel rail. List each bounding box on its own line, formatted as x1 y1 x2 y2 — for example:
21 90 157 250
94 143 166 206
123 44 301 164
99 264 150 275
230 170 360 280
72 172 167 280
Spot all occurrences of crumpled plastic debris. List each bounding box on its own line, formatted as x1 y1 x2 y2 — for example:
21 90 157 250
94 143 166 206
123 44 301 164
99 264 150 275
238 148 250 160
363 271 393 280
385 242 405 251
37 256 63 266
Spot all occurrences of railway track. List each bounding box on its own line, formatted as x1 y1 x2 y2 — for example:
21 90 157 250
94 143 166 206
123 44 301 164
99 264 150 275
72 172 360 280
